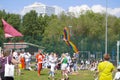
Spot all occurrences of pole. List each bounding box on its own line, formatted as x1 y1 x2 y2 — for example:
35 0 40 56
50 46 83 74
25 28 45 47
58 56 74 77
105 0 108 54
117 41 119 66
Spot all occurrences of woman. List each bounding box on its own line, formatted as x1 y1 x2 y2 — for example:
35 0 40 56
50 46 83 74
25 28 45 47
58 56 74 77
96 53 115 80
35 50 44 76
60 53 69 80
0 49 19 80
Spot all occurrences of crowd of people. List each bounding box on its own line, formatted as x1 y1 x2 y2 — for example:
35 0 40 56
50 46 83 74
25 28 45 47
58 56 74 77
0 49 120 80
36 51 79 80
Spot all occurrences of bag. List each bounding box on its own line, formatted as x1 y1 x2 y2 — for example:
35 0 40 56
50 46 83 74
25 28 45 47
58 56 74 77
4 57 15 77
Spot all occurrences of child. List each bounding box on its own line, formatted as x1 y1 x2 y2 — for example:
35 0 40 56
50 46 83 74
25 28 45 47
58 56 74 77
113 66 120 80
18 63 22 75
48 53 57 80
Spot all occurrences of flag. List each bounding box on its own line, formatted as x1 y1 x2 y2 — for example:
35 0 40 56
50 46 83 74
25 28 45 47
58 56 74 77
63 27 79 54
2 19 23 38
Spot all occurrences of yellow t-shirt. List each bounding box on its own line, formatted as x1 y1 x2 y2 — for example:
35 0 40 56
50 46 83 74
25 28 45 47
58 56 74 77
97 61 114 80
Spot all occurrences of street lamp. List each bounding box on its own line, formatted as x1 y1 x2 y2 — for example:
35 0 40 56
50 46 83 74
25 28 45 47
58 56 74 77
117 41 120 66
105 0 108 54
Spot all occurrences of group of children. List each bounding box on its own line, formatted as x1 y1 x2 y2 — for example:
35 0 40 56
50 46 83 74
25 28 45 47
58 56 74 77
12 50 32 75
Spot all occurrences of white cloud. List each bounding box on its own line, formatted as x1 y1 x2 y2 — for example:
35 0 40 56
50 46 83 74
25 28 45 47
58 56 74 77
108 8 120 17
91 5 106 13
68 5 90 17
69 5 90 13
68 4 120 17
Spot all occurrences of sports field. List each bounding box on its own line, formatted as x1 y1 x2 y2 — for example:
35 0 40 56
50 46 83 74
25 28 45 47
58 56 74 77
14 69 95 80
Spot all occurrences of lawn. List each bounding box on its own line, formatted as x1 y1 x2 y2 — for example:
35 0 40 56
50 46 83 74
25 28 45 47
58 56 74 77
14 69 95 80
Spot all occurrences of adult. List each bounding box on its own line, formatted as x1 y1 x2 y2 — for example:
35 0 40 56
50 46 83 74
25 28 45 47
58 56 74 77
60 53 69 80
36 50 44 76
96 53 115 80
0 49 19 80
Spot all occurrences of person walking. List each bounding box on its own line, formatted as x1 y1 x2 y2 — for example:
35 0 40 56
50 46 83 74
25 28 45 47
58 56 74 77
36 50 44 76
95 53 115 80
24 52 32 70
48 53 57 80
60 53 69 80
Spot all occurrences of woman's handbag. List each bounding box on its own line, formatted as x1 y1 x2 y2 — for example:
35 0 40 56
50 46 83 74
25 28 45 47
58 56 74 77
4 57 15 77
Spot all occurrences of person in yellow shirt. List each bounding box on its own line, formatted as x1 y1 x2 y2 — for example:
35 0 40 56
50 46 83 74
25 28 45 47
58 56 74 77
96 53 115 80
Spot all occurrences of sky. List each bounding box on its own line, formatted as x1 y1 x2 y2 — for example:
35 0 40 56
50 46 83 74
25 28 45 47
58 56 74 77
0 0 120 17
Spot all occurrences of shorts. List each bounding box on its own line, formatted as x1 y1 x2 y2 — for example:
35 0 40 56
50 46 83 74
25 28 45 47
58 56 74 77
61 64 67 70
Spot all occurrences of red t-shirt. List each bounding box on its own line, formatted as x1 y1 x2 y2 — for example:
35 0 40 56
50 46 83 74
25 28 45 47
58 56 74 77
36 53 44 63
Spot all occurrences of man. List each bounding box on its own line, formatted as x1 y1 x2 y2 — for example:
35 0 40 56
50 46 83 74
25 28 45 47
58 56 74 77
36 50 44 76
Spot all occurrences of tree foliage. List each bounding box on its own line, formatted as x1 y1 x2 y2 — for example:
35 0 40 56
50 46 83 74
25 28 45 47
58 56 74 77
0 10 120 55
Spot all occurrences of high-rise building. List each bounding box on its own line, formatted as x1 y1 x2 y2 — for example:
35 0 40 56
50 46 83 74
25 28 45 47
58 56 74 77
21 2 64 16
53 6 65 15
21 2 55 16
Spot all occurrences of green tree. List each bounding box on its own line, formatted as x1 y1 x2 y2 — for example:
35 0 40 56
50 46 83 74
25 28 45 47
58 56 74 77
21 10 39 43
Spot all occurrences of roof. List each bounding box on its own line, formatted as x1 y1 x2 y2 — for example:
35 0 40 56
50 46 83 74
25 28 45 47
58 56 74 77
3 42 45 49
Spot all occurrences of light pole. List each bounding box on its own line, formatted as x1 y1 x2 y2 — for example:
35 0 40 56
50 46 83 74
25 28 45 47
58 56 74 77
117 41 120 66
105 0 108 54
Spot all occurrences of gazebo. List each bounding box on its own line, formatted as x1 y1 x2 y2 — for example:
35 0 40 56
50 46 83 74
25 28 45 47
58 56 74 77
3 42 45 54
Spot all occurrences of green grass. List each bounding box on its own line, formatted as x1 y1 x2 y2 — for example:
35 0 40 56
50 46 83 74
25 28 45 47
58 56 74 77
14 69 95 80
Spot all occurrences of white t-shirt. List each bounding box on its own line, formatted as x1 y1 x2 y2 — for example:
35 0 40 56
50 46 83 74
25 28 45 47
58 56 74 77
114 72 120 80
13 51 18 60
24 52 31 62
